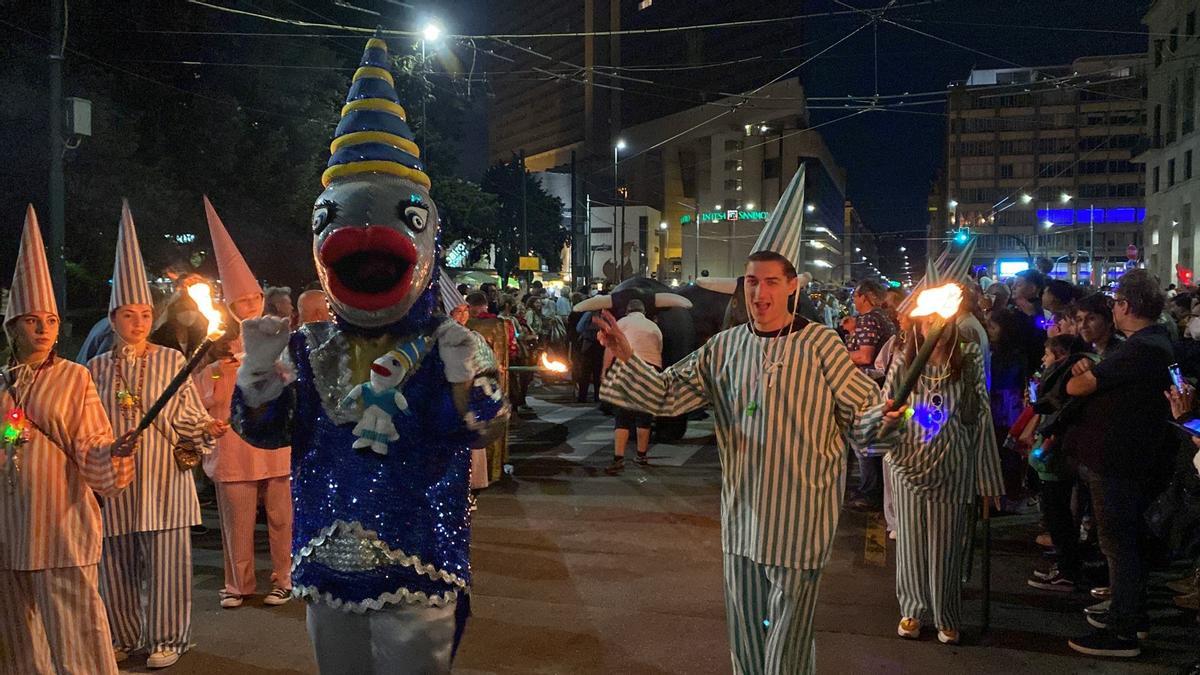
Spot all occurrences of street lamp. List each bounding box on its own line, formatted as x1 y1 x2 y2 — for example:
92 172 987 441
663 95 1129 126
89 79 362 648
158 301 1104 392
806 204 816 214
1060 192 1072 203
1020 193 1033 204
745 202 754 210
898 246 906 252
421 22 443 42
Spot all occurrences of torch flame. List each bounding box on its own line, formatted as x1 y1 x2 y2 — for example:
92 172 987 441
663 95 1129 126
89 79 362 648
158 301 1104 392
186 283 226 339
539 353 569 373
909 282 963 320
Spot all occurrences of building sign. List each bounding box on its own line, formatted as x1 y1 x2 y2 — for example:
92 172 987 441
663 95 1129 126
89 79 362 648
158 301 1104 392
1037 206 1146 226
518 256 541 271
680 210 771 225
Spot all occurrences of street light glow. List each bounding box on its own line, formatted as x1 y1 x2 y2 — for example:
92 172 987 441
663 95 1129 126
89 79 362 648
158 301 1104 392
615 139 627 151
811 259 833 268
948 200 958 208
854 247 861 252
1020 193 1033 204
422 22 443 43
659 221 668 230
806 204 816 213
745 202 754 210
899 246 906 252
1060 192 1071 203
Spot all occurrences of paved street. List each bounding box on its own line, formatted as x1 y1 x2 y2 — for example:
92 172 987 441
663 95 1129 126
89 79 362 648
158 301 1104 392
119 384 1194 674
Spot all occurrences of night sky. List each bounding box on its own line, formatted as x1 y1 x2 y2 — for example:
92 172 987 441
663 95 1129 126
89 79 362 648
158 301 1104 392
797 0 1149 238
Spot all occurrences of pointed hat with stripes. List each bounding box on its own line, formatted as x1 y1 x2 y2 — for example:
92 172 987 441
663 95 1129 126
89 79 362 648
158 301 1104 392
751 165 806 268
203 196 261 304
321 32 429 189
897 236 978 315
5 205 58 325
109 200 154 314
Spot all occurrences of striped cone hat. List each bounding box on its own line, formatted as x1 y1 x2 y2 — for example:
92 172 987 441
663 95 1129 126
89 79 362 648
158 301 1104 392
109 199 154 314
5 205 58 326
438 268 464 314
751 165 806 269
897 236 977 315
322 33 429 189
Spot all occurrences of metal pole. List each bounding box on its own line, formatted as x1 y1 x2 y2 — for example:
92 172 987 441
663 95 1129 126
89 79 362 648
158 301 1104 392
1089 203 1096 286
570 150 578 285
585 193 592 283
48 0 66 310
619 182 627 281
613 145 619 283
520 150 528 287
694 201 700 280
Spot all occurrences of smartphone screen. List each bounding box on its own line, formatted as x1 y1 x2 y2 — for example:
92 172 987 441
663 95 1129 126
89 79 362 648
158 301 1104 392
1169 363 1185 390
1172 417 1200 438
1028 380 1038 403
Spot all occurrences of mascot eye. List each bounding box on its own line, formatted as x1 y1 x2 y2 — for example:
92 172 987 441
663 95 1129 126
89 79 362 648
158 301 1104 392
312 200 338 234
399 199 430 233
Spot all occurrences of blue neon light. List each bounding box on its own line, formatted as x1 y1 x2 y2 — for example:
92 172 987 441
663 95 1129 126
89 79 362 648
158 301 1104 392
1035 206 1144 225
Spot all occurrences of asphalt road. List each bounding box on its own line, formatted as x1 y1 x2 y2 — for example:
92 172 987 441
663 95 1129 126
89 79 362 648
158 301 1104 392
118 384 1195 673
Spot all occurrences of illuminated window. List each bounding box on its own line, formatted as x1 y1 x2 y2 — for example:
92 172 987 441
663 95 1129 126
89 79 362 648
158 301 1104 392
638 0 652 9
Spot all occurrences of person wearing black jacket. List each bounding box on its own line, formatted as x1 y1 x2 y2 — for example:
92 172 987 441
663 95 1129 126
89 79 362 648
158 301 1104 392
1065 270 1174 658
1026 334 1092 593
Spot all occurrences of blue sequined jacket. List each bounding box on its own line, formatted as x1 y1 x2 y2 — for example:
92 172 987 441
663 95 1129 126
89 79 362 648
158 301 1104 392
232 316 507 612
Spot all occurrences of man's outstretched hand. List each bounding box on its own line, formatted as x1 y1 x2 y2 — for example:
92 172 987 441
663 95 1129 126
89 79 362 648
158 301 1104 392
593 310 633 363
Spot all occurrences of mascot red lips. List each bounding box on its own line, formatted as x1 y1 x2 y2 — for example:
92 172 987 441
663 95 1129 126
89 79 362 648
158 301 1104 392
319 225 417 312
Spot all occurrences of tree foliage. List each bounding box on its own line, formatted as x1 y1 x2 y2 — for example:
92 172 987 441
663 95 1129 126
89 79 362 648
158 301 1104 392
481 161 568 285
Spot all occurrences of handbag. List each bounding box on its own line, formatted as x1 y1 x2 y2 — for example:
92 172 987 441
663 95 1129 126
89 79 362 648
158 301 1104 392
171 436 202 472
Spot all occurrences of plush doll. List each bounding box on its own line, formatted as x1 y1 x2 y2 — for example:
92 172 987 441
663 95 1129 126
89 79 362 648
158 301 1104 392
231 33 508 674
341 343 425 454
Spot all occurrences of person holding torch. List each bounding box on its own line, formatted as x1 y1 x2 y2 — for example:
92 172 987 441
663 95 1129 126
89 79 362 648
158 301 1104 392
594 168 906 674
87 202 228 669
876 280 1004 646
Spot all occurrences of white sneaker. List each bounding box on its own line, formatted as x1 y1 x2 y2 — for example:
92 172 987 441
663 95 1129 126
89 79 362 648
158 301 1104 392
263 587 292 606
146 650 180 669
218 590 243 609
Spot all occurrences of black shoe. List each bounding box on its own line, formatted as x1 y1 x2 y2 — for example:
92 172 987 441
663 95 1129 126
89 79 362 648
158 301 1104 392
1085 613 1149 640
604 457 625 475
635 452 649 466
1068 629 1140 658
1027 570 1076 592
845 495 882 512
190 524 209 536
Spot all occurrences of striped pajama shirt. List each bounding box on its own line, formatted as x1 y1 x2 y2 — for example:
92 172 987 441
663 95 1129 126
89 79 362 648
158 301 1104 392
0 358 132 675
88 346 214 655
878 342 1005 631
603 319 886 674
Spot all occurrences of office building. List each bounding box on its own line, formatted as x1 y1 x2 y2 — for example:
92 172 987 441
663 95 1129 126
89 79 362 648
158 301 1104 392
941 55 1147 283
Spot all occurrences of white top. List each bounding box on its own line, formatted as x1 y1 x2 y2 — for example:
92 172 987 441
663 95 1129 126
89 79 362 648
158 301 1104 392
602 321 885 569
556 295 572 317
617 312 663 368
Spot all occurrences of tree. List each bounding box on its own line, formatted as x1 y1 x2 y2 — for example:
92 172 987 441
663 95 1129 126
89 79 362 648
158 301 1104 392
481 160 568 286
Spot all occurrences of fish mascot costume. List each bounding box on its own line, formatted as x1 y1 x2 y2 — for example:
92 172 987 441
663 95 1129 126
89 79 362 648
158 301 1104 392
232 34 509 673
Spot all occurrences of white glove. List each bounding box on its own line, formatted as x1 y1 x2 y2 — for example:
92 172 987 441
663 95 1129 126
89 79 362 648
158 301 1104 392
236 316 291 407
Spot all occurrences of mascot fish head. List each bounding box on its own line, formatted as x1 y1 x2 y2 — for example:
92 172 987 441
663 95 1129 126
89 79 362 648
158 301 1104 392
313 35 438 329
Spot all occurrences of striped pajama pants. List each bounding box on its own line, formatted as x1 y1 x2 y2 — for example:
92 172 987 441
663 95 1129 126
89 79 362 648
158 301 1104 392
0 565 117 675
723 554 822 675
891 474 971 631
100 527 192 654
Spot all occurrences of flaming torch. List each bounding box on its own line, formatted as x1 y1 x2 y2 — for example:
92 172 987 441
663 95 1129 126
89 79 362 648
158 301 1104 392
888 282 963 411
133 283 227 434
539 353 569 374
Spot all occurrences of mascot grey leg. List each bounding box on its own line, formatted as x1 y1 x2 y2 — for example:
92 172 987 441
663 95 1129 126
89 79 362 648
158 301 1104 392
306 601 457 674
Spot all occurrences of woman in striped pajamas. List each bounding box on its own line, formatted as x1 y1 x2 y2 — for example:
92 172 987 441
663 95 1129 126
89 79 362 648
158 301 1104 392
878 311 1004 645
87 203 228 669
0 206 137 675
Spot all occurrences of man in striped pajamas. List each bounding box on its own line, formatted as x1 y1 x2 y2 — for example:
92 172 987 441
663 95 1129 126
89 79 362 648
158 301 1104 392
0 206 138 675
87 202 228 669
596 250 903 675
